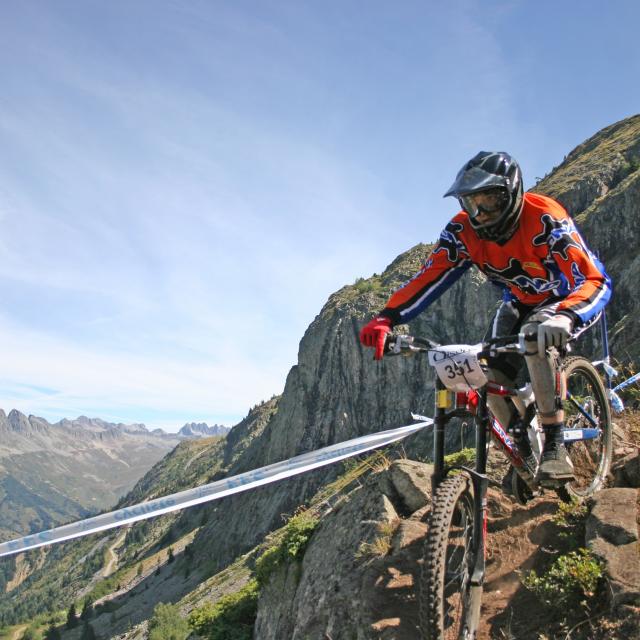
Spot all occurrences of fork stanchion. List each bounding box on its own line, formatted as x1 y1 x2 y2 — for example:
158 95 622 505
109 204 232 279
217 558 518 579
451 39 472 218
432 377 448 494
472 391 489 584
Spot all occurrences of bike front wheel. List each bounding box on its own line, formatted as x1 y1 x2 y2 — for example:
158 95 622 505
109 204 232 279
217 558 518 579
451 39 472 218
420 474 479 640
561 356 613 500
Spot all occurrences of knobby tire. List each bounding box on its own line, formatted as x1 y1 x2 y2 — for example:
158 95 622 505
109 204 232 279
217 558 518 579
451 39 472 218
420 474 478 640
559 356 612 501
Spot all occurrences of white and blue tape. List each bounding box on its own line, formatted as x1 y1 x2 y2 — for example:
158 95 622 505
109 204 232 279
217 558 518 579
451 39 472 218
0 419 432 558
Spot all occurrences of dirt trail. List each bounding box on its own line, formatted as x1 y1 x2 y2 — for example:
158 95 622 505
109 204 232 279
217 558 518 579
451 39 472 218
476 411 640 639
364 488 564 639
103 529 127 577
10 625 27 640
479 490 561 639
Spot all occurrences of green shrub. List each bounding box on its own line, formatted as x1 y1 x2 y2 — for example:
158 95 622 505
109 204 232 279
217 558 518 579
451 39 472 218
84 573 121 603
188 580 259 640
552 497 588 544
353 277 382 294
444 447 476 467
522 548 604 609
622 157 640 175
21 626 42 640
148 602 189 640
255 511 319 586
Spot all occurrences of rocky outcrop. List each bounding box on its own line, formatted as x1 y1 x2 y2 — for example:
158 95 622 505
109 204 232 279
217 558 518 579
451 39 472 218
185 252 497 576
612 450 640 488
533 114 640 363
255 460 432 639
255 462 640 638
586 488 640 606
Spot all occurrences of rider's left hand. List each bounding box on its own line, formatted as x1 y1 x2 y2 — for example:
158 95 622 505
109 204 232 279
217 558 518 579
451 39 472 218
537 315 573 353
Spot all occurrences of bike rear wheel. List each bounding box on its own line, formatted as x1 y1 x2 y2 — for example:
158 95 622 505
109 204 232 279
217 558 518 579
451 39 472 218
560 356 612 500
420 474 479 640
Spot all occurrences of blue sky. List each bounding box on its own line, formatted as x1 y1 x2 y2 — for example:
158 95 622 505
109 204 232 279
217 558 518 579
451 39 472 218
0 1 638 431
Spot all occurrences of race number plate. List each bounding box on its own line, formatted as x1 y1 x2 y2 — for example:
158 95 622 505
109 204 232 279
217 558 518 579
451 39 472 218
428 344 488 392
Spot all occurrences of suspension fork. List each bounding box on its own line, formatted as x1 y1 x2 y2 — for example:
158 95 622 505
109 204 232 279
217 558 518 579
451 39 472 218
431 377 448 494
462 391 490 633
470 391 489 583
431 377 489 583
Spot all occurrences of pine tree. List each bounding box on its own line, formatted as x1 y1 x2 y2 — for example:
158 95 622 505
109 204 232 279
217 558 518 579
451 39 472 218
167 547 175 563
80 621 97 640
44 624 62 640
80 597 94 620
66 602 79 629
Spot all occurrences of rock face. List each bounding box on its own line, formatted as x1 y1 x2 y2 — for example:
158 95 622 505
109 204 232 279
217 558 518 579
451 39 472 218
586 488 640 607
612 450 640 487
186 252 497 576
256 465 640 638
532 114 640 363
254 460 432 639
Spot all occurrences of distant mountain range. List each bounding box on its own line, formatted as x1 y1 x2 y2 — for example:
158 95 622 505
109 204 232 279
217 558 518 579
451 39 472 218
0 409 229 538
177 421 230 437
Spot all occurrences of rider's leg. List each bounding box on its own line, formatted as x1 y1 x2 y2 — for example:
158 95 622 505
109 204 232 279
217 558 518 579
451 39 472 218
484 301 525 495
484 301 522 430
486 369 516 429
521 309 574 483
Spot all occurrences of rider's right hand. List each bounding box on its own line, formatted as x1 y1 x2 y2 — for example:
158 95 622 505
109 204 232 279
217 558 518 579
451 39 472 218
360 316 393 360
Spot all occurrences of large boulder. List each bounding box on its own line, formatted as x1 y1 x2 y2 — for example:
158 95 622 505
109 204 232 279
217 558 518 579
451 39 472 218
586 488 640 607
254 460 432 639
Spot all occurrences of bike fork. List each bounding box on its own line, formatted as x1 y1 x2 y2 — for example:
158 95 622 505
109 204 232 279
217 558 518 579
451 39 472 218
431 378 448 494
466 393 490 635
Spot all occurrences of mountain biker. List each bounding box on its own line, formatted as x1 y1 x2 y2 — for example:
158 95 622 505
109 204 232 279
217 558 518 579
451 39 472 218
360 151 611 486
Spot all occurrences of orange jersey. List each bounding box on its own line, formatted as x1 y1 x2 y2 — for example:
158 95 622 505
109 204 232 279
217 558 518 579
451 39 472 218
380 193 611 327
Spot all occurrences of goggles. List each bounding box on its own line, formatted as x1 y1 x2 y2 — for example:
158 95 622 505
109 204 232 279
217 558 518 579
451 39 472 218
459 188 509 221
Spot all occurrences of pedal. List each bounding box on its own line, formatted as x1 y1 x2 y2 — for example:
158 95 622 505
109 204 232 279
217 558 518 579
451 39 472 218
538 472 574 489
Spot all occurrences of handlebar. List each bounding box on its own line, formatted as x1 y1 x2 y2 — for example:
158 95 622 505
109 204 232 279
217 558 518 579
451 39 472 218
385 332 538 357
385 334 438 355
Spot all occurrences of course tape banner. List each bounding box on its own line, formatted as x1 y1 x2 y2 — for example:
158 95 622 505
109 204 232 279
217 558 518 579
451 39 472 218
0 420 432 558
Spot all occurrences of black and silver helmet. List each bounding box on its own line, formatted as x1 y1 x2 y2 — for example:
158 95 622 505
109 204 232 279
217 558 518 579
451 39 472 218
443 151 524 243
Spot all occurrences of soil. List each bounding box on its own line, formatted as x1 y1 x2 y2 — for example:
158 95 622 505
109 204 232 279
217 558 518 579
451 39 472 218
475 410 640 640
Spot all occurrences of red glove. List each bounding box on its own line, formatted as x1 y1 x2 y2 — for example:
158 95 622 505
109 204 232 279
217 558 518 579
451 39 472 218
360 316 392 360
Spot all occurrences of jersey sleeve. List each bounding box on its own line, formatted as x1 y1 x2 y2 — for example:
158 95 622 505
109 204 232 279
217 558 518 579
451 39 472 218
538 215 611 326
379 219 472 325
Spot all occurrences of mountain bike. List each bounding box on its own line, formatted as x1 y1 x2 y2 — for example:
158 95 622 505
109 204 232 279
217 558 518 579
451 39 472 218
384 331 612 640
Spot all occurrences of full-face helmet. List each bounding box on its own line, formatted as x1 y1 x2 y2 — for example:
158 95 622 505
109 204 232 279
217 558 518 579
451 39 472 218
443 151 524 243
